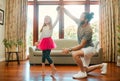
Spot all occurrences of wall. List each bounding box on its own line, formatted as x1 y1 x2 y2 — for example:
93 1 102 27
0 0 6 61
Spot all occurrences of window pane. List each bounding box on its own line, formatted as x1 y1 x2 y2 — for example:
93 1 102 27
28 0 34 1
90 0 99 1
26 5 34 55
64 5 84 39
63 0 99 1
38 5 59 39
63 0 86 1
90 5 99 41
38 0 59 1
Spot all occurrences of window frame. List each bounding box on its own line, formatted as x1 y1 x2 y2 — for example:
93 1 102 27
27 0 99 44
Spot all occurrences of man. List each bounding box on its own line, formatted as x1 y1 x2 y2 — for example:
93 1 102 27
59 6 107 79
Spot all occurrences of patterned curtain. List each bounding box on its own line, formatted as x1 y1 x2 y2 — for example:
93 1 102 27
5 0 27 60
99 0 120 62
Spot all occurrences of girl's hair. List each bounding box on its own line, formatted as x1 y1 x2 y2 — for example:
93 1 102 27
40 16 52 32
40 23 46 32
84 12 94 22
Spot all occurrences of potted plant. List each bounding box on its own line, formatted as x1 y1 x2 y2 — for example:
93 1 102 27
3 39 14 51
3 39 23 52
117 25 120 66
3 39 15 61
14 39 23 51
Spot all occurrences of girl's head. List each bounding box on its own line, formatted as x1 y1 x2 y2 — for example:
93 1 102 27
40 16 52 32
80 12 94 25
44 16 52 25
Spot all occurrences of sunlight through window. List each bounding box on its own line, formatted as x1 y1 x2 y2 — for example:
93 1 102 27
90 5 99 41
64 5 84 39
26 5 33 55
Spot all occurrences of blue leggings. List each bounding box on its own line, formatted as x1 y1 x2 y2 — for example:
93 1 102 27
42 49 53 64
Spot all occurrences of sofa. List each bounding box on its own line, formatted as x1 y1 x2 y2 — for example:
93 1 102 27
29 39 102 65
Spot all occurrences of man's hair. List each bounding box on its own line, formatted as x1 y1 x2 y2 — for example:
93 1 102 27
84 12 94 22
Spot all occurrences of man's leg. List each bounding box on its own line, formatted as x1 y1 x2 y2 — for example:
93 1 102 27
71 46 96 78
86 64 102 73
72 50 86 72
72 50 87 78
86 63 107 74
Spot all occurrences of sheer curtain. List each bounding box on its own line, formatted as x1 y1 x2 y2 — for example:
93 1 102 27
99 0 120 62
5 0 27 60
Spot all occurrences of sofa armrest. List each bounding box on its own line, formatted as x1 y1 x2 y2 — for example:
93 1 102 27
98 47 103 60
29 46 36 56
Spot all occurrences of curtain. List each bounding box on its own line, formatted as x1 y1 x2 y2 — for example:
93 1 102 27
5 0 27 60
100 0 120 62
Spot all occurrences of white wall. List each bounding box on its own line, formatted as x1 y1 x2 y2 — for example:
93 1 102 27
0 0 6 61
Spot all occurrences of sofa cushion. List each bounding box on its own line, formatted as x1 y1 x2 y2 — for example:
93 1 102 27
33 50 71 56
54 39 78 50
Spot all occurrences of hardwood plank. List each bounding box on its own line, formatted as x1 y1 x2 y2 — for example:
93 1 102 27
0 60 120 81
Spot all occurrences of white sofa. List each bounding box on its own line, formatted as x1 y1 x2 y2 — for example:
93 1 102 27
29 39 102 65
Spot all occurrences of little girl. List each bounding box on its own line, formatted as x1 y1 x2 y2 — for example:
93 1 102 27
37 14 59 76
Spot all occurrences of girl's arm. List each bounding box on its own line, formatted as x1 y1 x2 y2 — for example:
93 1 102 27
52 11 60 28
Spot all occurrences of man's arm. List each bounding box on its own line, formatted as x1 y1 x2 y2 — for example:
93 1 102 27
62 39 87 54
70 39 87 51
63 7 80 24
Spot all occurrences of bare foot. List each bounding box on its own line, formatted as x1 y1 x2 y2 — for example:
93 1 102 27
51 68 57 76
41 72 45 76
50 74 56 81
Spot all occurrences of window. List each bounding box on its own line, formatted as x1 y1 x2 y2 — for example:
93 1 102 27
64 5 84 39
90 5 99 41
38 0 59 1
64 0 86 1
27 0 99 44
26 5 34 55
28 0 34 1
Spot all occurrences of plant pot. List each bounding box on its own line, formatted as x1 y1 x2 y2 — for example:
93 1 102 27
10 46 18 52
117 56 120 66
16 47 18 52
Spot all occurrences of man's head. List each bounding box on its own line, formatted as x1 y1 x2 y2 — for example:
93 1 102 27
80 12 94 25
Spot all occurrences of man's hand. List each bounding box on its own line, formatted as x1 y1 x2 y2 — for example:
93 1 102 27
62 48 69 54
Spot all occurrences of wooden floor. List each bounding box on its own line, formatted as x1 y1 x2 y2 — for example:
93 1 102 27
0 60 120 81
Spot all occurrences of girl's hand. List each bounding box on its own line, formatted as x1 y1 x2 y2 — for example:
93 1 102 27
56 6 64 11
56 6 60 11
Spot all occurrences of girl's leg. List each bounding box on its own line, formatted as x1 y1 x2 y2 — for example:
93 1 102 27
45 50 56 76
45 50 53 64
41 51 46 75
50 63 56 76
42 63 45 75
